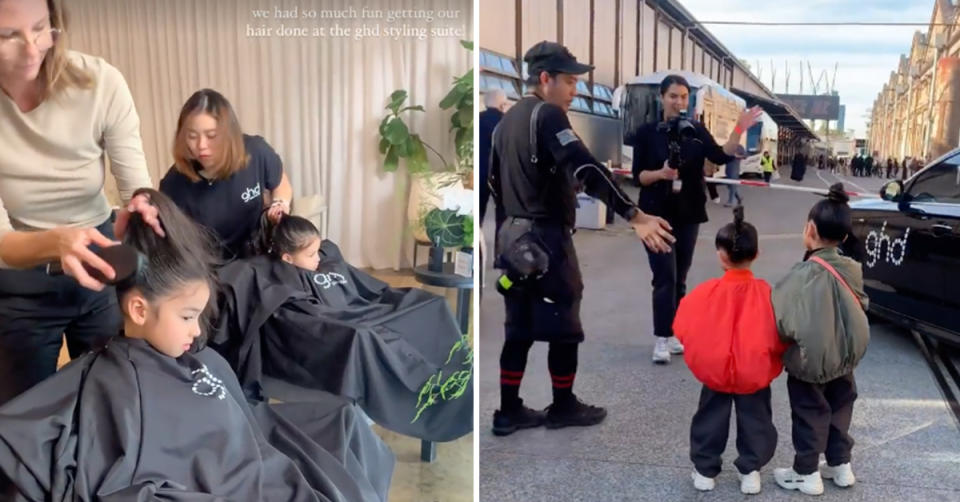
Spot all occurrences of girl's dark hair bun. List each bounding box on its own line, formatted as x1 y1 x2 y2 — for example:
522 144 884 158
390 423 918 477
827 183 849 204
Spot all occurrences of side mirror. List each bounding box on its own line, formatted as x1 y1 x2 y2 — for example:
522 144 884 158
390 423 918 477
881 180 903 202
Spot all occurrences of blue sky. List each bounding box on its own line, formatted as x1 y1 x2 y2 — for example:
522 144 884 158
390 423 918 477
679 0 940 137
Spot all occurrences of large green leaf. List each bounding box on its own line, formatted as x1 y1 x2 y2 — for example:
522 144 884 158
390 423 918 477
387 90 407 113
378 115 390 135
408 135 429 173
385 118 409 145
460 40 473 51
378 137 390 154
383 146 399 172
424 208 467 247
440 87 463 109
462 216 473 247
456 106 473 127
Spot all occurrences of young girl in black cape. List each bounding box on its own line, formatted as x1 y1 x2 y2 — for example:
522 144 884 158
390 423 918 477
0 189 393 501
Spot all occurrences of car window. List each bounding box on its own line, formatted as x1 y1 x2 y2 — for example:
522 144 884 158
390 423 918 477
908 154 960 203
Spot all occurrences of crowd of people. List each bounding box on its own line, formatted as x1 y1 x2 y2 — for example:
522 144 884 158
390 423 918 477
819 152 926 180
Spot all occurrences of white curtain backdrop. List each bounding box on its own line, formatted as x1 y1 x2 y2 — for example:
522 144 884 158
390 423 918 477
68 0 472 269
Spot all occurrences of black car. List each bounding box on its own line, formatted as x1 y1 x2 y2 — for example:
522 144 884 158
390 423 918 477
849 150 960 346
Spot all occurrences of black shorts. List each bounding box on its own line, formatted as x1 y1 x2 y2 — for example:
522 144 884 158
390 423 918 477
500 220 584 343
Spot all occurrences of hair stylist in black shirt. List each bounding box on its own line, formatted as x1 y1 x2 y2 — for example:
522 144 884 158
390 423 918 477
631 75 762 365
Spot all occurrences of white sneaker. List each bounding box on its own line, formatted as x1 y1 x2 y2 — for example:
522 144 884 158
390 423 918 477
652 338 671 364
666 336 684 354
820 461 856 487
738 471 762 494
712 197 722 204
773 467 824 495
691 470 715 491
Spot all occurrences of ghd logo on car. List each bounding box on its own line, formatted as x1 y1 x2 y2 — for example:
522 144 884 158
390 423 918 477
313 272 348 289
864 221 910 268
240 183 262 203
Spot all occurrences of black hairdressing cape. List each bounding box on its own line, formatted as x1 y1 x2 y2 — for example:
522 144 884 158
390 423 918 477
0 336 394 501
211 241 473 442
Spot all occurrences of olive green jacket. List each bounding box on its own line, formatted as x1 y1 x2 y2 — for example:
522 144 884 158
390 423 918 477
772 248 870 383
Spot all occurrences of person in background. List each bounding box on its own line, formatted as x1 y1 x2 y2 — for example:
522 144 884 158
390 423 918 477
723 145 747 207
479 88 507 223
631 74 762 364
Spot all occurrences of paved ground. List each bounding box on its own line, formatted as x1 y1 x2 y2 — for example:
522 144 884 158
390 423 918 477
478 168 960 501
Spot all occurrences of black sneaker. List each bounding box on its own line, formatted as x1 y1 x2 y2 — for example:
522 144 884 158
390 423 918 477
492 403 547 436
545 396 607 429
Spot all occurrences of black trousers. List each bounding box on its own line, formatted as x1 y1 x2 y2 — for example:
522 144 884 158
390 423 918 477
763 171 772 183
690 385 777 477
787 373 857 474
645 223 699 338
706 182 719 200
0 219 121 406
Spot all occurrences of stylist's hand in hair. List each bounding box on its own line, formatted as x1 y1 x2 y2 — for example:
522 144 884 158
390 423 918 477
267 199 290 224
114 192 165 240
735 106 764 134
55 227 118 291
630 211 675 253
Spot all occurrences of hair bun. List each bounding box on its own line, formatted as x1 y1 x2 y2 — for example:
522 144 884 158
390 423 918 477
827 183 849 204
732 205 745 226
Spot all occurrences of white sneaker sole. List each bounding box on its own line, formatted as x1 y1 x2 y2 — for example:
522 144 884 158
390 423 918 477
775 478 824 496
652 354 670 364
820 463 855 487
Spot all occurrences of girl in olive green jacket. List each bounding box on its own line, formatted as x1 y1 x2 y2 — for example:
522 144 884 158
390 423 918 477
771 183 870 496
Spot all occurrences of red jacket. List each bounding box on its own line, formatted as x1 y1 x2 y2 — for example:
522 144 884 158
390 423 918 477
673 269 786 394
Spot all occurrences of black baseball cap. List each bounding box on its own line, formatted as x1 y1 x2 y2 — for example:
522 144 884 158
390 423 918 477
523 41 594 79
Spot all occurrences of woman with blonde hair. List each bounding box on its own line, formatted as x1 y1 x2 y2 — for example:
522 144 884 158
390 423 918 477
160 88 294 260
0 0 160 404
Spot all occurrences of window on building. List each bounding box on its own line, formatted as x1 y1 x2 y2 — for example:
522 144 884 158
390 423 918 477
592 101 616 116
592 84 614 102
570 97 591 113
480 50 520 78
576 80 591 97
479 74 521 100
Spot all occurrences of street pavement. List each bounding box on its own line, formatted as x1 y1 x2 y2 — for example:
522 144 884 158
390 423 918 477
478 168 960 501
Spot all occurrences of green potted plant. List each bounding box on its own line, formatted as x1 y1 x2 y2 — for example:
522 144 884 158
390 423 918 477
422 207 473 273
377 40 474 246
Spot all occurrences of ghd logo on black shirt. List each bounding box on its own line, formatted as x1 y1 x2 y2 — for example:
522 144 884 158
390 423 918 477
240 183 262 203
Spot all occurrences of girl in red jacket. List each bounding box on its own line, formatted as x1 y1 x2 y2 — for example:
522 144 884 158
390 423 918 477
674 206 787 495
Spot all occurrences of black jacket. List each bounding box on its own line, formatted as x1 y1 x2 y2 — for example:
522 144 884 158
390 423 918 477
489 95 638 228
630 120 734 224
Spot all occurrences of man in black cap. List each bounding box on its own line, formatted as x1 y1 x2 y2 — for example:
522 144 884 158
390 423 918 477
488 41 675 435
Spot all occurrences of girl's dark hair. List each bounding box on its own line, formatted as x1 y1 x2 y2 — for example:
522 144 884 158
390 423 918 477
120 188 221 329
252 212 321 258
715 206 759 264
808 183 852 244
660 74 691 96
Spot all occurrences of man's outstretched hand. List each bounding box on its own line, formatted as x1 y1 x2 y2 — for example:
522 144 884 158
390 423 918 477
630 211 675 252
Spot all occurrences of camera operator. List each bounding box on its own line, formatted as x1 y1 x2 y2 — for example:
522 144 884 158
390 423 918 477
488 41 675 436
630 74 762 364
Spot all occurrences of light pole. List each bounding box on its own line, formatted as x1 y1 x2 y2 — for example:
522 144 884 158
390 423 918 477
923 33 946 158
